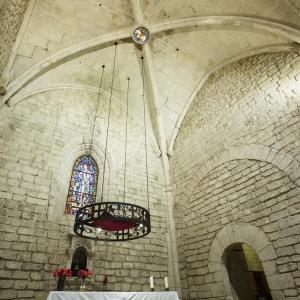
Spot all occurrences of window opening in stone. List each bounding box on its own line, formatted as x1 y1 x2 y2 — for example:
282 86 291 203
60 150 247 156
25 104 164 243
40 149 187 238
225 243 273 300
71 246 88 277
65 155 98 215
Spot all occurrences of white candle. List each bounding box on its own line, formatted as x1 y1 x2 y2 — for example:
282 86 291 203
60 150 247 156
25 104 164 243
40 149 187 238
164 277 169 290
150 276 154 290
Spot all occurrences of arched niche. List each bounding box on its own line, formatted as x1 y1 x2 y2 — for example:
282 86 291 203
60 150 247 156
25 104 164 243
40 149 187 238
208 222 296 300
180 144 300 209
71 246 88 277
67 236 94 274
224 243 273 300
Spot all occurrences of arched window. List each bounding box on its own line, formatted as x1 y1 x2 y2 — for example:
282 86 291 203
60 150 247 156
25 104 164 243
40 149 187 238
71 246 88 277
65 155 98 215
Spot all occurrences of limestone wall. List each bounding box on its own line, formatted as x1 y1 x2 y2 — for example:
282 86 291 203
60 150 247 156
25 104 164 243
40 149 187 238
0 89 168 300
0 0 28 78
171 52 300 299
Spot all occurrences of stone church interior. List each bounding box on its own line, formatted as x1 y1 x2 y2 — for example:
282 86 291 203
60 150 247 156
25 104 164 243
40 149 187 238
0 0 300 300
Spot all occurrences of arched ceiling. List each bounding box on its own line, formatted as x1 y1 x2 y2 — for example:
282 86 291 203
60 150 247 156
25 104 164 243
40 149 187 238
150 27 289 141
1 0 300 155
141 0 300 26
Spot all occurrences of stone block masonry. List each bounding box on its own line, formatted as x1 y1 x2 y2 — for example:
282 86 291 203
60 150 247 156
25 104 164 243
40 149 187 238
0 89 169 300
171 51 300 300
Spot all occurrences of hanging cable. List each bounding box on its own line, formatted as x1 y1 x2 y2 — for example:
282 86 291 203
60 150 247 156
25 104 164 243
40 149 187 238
89 65 105 155
74 43 151 242
100 42 118 202
123 77 130 202
141 56 150 211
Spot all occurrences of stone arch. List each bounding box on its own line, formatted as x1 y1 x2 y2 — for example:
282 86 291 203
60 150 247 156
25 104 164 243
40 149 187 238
168 44 300 154
7 84 161 156
182 144 300 208
67 236 94 272
208 222 296 300
70 246 88 275
175 153 299 299
178 159 296 300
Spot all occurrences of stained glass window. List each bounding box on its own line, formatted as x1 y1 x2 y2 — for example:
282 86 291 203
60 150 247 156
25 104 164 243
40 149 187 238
65 155 98 215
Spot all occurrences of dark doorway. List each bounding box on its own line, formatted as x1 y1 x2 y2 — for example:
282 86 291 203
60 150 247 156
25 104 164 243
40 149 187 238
71 246 88 277
225 243 273 300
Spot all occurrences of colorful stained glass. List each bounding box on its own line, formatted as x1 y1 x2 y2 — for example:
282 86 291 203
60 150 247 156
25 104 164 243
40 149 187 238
65 155 98 215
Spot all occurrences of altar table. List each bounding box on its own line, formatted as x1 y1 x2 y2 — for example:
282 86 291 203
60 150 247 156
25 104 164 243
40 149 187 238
47 291 180 300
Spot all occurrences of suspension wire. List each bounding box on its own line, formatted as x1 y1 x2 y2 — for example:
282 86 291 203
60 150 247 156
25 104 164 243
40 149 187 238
123 77 130 202
141 56 150 211
100 42 118 202
89 65 105 155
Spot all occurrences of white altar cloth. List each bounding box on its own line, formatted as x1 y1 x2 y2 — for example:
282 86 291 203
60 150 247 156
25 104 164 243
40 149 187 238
47 291 180 300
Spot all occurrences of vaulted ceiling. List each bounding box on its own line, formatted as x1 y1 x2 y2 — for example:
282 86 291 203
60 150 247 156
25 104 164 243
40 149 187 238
1 0 300 155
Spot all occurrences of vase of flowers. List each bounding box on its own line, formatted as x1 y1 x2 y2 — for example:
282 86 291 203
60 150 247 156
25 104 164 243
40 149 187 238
53 268 72 291
78 268 93 291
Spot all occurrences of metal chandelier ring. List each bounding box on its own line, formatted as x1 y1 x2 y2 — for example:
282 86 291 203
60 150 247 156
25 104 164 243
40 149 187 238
74 201 151 241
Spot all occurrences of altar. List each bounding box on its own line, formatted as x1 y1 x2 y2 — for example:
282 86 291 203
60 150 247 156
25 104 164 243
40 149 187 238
47 291 180 300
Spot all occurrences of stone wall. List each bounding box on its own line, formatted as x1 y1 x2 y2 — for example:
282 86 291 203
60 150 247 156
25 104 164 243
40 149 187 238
0 89 168 300
171 52 300 299
0 0 28 79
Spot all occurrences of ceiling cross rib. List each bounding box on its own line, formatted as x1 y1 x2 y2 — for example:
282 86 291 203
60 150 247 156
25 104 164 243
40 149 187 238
129 0 168 158
1 15 300 109
129 0 182 295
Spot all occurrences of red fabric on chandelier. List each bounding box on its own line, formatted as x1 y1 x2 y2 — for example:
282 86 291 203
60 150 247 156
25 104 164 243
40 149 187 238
91 211 137 231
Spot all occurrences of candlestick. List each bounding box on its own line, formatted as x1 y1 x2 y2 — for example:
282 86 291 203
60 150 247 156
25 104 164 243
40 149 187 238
150 276 154 291
164 277 169 290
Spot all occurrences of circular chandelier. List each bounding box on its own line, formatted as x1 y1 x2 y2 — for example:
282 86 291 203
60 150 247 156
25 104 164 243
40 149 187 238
74 202 150 241
74 42 151 241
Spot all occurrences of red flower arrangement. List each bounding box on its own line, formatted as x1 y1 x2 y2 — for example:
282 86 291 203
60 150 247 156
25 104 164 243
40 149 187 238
77 268 93 279
53 268 73 278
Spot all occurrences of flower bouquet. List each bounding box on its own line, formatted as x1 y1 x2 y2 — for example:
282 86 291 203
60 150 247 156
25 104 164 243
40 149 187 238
52 268 72 291
77 268 93 291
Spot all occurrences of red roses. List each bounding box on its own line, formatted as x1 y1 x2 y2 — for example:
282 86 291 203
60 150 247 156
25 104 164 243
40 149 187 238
52 267 93 279
77 268 93 278
53 268 73 277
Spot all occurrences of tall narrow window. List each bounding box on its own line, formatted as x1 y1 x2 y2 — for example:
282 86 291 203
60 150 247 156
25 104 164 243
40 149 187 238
65 155 98 215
